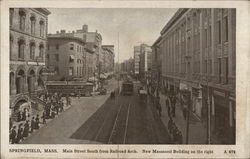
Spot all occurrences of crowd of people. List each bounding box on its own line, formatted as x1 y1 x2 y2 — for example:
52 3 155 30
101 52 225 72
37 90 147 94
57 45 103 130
146 83 183 144
9 92 71 144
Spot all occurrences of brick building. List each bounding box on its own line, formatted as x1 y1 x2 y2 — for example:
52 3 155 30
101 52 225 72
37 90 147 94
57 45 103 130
9 8 50 118
47 34 86 81
153 8 236 144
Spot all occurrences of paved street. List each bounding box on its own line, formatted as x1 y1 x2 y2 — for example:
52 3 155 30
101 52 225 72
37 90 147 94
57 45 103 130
22 79 170 144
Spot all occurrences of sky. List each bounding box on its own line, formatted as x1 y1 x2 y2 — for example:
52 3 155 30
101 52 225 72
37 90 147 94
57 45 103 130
47 8 178 63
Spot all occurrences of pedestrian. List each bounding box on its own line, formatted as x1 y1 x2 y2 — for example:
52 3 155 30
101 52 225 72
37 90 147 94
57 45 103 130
165 98 171 118
35 115 40 129
171 96 176 117
10 126 17 144
16 124 23 144
30 117 35 133
156 96 162 117
9 118 13 130
55 103 59 115
17 111 22 122
176 130 183 144
23 120 29 138
22 108 27 121
168 118 174 134
42 111 46 124
59 100 64 112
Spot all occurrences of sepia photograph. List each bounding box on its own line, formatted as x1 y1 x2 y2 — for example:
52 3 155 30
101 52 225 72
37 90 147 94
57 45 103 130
8 7 236 145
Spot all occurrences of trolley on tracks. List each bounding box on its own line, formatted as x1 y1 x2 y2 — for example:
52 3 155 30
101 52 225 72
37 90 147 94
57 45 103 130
121 81 134 95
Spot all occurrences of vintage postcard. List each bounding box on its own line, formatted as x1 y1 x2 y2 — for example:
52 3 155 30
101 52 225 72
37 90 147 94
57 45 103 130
1 0 249 158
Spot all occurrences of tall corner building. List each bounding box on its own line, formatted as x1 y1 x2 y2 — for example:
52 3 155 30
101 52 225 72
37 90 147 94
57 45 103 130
9 8 51 119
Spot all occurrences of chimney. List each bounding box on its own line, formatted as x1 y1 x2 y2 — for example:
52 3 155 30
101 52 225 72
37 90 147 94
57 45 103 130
60 30 66 33
82 25 88 32
72 31 75 33
56 31 59 34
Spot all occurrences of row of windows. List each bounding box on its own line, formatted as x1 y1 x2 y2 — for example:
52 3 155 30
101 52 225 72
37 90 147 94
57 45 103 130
10 9 45 38
10 36 45 60
161 9 232 84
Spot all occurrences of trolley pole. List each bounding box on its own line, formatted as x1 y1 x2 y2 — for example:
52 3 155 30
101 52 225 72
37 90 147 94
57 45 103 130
117 32 120 95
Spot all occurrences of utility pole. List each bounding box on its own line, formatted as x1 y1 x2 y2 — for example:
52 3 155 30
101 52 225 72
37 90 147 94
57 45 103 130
186 91 190 144
117 32 120 94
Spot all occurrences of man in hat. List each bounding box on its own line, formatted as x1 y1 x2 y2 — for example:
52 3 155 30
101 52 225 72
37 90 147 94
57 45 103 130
35 114 40 129
31 117 35 133
23 120 29 138
42 111 46 124
16 124 23 144
10 126 17 144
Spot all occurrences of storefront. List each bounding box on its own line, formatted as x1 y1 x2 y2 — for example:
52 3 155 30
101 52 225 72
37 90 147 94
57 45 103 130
211 89 235 144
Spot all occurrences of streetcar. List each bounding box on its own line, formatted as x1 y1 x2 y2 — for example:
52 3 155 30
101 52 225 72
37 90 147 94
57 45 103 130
46 81 93 97
121 81 133 95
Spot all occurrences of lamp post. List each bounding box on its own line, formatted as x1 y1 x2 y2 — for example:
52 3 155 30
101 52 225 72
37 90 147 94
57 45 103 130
202 72 211 144
184 55 192 144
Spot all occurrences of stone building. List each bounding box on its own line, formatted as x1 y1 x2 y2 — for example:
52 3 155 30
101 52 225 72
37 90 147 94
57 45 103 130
9 8 50 118
154 8 236 144
47 34 86 81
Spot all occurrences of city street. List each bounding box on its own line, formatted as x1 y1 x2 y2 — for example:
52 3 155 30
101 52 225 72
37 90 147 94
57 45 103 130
22 79 170 144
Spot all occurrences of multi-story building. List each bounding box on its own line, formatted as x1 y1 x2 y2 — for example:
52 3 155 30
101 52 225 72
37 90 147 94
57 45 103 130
133 46 141 78
51 25 103 79
139 44 152 80
47 33 86 81
101 45 115 74
156 8 236 144
72 25 102 74
9 8 50 118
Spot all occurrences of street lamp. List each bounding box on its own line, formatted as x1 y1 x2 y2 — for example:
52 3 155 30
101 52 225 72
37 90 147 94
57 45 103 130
184 55 192 144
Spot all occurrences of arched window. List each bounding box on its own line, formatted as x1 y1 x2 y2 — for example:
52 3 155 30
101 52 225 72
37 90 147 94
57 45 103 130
10 8 14 27
10 35 13 60
39 44 44 57
18 39 25 59
30 16 36 35
30 42 35 60
19 10 26 31
39 20 44 37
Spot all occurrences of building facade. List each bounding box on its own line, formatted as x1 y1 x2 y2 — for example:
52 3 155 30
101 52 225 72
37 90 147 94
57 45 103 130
47 35 86 81
133 46 141 77
101 45 115 74
139 44 152 80
9 8 51 118
72 25 103 75
156 8 236 144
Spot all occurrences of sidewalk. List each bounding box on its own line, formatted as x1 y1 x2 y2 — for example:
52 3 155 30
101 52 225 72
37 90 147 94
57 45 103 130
159 93 207 144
